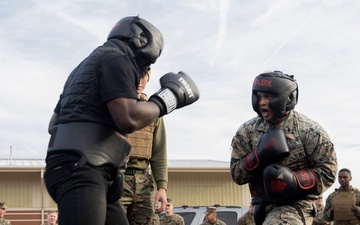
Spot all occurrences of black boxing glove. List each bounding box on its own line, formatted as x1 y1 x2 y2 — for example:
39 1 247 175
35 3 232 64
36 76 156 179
243 127 290 172
149 71 199 117
263 163 317 201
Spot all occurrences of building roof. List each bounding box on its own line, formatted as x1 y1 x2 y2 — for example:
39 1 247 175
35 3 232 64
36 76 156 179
0 158 230 172
167 159 230 172
0 158 45 172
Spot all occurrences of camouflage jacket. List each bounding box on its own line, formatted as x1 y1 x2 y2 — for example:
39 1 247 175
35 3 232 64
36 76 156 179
237 210 255 225
230 110 337 207
323 186 360 224
159 214 185 225
0 218 11 225
199 219 226 225
313 205 330 225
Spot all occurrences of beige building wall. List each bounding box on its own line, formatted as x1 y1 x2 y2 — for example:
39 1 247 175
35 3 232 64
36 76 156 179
166 171 251 207
0 160 251 211
0 170 56 209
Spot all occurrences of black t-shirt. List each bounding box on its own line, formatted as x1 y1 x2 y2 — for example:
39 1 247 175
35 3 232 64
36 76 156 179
99 41 139 102
54 39 140 131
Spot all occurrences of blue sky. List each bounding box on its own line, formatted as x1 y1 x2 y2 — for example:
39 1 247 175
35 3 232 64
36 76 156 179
1 0 360 198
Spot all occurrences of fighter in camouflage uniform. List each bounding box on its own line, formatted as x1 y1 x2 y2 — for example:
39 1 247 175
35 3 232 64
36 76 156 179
121 68 168 225
230 71 337 225
324 168 360 225
0 202 11 225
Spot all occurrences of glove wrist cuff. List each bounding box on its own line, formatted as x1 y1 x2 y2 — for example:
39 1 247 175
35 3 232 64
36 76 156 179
149 89 177 117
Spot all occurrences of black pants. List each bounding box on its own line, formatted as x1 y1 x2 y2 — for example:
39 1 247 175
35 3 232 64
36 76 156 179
44 153 129 225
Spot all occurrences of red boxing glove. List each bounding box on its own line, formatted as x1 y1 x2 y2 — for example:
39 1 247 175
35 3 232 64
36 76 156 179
263 163 317 201
243 127 289 172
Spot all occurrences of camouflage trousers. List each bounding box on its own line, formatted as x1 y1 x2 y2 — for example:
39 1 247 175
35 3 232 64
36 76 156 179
263 205 314 225
120 172 159 225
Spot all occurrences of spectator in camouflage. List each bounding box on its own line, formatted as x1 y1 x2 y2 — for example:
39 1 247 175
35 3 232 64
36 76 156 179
200 207 226 225
159 198 184 225
312 195 329 225
121 68 168 225
0 202 11 225
237 202 254 225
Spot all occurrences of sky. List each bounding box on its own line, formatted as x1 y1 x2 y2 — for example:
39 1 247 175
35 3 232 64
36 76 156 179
0 0 360 199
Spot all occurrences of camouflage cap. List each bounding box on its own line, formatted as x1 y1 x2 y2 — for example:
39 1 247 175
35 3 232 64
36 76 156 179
205 206 217 215
0 202 8 209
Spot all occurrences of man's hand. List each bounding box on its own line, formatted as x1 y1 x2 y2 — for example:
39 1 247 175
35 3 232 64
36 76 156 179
154 188 167 214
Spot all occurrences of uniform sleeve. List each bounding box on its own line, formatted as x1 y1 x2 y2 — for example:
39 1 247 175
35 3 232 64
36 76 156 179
237 211 250 225
323 193 334 222
178 214 185 225
149 117 168 190
314 208 330 225
354 188 360 219
304 121 337 194
230 122 257 185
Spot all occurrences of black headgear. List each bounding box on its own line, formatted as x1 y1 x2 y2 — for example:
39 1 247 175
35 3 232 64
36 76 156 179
252 71 298 118
107 16 164 67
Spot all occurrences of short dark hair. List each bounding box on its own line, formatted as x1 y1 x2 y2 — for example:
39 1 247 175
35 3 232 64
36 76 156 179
339 168 351 175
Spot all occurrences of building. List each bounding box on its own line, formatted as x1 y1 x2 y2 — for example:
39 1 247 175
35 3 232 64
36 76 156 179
166 160 251 207
0 158 251 225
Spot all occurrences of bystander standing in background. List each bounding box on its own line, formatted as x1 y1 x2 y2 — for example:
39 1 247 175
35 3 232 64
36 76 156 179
313 195 329 225
0 202 11 225
46 211 58 225
159 198 184 225
200 207 226 225
324 168 360 225
237 202 254 225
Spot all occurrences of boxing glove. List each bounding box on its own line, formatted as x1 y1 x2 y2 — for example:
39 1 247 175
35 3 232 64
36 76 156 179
149 71 200 117
243 127 290 172
263 163 317 201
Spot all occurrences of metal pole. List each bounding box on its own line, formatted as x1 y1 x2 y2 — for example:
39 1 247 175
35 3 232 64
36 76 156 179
10 145 12 165
41 168 45 225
